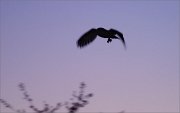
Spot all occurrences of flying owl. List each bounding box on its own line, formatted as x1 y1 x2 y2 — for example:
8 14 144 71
77 27 126 48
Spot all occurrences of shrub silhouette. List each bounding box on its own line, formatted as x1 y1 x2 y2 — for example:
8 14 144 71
65 82 93 113
1 82 125 113
0 82 93 113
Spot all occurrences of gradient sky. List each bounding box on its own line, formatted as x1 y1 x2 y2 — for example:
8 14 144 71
0 0 179 112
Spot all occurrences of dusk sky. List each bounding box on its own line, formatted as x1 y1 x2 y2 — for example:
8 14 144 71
0 1 179 112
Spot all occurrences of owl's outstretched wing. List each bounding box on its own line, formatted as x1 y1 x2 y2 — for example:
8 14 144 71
77 29 97 48
109 29 126 48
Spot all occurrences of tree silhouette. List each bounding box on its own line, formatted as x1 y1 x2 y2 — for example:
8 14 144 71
0 82 93 113
0 82 125 113
65 82 93 113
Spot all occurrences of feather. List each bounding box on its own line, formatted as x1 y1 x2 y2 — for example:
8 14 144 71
109 29 126 48
77 29 97 48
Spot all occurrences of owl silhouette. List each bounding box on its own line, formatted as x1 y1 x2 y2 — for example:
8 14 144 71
77 27 126 49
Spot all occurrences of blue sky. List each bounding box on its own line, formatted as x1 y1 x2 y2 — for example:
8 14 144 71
0 0 179 112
